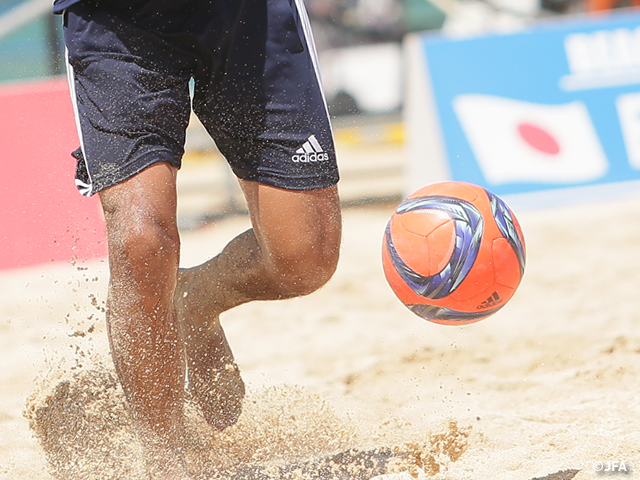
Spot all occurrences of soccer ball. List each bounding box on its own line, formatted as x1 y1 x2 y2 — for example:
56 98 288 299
382 181 526 325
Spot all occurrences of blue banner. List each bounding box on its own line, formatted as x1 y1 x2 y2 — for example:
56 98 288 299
420 11 640 196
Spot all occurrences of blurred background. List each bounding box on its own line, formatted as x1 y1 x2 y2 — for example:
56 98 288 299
0 0 596 84
1 0 638 268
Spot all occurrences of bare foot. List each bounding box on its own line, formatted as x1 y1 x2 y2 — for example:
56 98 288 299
174 270 245 431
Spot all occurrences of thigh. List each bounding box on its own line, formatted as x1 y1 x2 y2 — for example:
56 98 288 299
99 162 179 237
192 0 339 192
240 180 341 267
64 3 193 197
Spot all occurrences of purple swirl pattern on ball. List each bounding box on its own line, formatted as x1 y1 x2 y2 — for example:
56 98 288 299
385 195 484 300
408 303 504 322
486 190 526 277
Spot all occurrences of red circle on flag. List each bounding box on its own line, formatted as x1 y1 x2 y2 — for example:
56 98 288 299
517 123 560 155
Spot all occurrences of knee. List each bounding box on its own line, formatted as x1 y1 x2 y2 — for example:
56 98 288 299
242 181 342 298
104 206 180 283
267 230 340 297
114 221 179 265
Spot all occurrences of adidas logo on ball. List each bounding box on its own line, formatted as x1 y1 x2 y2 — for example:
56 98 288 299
477 291 503 310
292 135 329 163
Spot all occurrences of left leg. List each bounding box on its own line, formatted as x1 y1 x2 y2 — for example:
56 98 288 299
175 0 341 430
175 181 341 429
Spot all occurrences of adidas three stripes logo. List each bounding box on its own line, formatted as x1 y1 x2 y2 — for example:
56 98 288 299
291 135 329 163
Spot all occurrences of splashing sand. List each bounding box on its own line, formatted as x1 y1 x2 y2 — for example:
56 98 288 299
24 362 472 479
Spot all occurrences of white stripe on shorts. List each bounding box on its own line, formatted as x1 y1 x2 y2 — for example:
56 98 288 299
290 0 333 132
64 46 94 197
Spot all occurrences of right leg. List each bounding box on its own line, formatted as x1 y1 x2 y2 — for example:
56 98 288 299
100 163 189 479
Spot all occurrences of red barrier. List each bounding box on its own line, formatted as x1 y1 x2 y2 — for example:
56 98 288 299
0 77 107 270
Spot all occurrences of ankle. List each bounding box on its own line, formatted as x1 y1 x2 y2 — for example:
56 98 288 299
145 451 191 480
137 429 190 479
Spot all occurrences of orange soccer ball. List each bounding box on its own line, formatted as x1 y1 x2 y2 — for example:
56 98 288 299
382 181 526 325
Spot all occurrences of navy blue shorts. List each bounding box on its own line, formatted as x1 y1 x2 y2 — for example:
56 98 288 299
63 0 339 197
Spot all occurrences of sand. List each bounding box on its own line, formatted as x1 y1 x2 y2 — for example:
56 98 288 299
2 195 640 479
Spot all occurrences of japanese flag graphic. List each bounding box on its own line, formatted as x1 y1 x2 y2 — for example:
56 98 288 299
453 95 608 185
